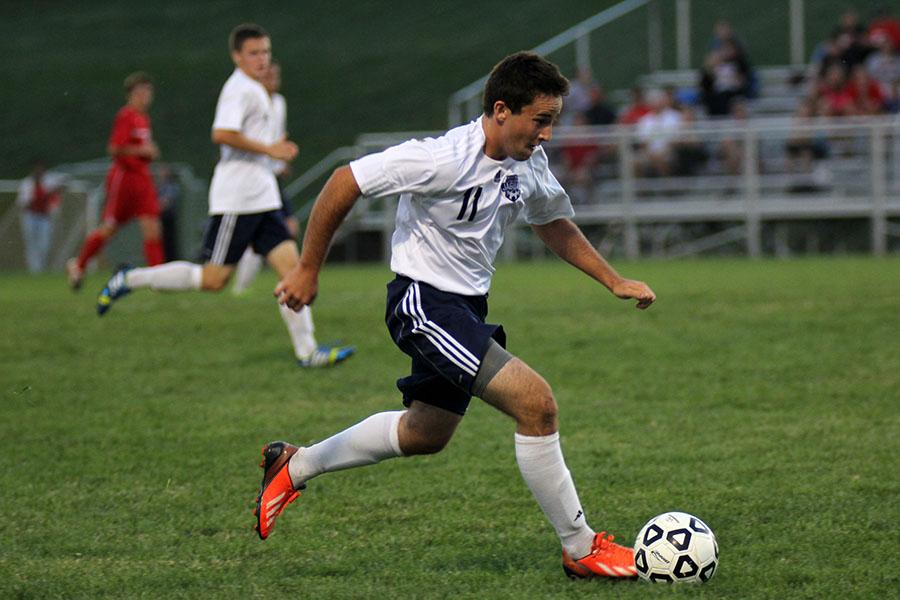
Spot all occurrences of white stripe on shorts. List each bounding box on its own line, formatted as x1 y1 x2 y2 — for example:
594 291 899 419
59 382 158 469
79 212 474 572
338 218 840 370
400 283 480 377
211 214 237 265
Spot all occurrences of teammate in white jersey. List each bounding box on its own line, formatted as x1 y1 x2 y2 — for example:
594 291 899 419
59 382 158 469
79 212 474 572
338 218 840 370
255 52 655 578
232 61 300 294
95 24 353 368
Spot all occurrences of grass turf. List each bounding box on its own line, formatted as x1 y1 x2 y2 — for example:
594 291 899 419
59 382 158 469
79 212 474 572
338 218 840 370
0 257 898 598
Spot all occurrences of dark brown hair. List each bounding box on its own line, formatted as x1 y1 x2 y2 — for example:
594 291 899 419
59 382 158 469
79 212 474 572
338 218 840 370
229 23 269 52
482 51 569 116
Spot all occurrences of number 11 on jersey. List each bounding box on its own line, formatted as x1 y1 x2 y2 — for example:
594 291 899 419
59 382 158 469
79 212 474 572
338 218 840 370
457 186 482 222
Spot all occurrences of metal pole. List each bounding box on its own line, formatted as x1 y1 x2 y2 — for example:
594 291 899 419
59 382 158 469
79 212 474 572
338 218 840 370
790 0 805 65
618 131 640 259
647 0 662 72
448 100 461 127
743 129 761 258
870 124 887 256
575 30 591 74
467 95 481 123
676 0 691 70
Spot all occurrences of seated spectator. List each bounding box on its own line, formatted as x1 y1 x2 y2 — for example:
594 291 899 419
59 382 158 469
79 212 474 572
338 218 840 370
635 89 683 177
835 29 873 73
671 105 709 176
709 20 759 98
618 86 652 125
816 64 856 116
562 68 598 125
847 64 886 114
809 33 844 85
559 112 601 205
584 83 616 126
785 99 830 191
699 39 752 116
866 32 900 112
867 6 900 51
718 99 750 176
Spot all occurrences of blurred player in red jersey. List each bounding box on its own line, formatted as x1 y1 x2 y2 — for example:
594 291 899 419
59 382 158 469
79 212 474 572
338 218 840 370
67 72 164 289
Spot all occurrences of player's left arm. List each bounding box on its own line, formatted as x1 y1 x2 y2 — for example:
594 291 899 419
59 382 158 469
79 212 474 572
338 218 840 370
531 218 656 309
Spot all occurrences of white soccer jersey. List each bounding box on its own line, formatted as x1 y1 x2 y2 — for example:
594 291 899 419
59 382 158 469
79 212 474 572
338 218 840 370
269 92 288 176
208 68 280 215
350 118 574 295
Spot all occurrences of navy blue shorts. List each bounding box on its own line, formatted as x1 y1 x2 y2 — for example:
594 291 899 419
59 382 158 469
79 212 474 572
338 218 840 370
200 210 291 265
385 276 506 415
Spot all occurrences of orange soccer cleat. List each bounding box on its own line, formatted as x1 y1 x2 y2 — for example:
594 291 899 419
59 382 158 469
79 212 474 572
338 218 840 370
254 441 304 540
562 531 639 579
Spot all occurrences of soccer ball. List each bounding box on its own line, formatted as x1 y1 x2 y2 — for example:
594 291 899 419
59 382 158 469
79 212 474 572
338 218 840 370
633 512 718 583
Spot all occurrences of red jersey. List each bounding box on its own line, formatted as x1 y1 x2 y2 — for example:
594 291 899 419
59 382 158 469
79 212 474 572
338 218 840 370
28 178 61 215
109 105 153 173
619 104 653 125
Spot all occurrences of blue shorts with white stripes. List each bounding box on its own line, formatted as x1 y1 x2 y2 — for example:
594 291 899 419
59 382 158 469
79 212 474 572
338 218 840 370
385 275 507 415
200 210 291 266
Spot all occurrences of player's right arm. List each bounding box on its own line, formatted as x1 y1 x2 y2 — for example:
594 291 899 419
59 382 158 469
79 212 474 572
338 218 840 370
211 129 298 161
275 166 361 310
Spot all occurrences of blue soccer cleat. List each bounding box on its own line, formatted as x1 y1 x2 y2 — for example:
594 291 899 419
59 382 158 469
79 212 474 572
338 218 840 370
97 266 133 316
298 344 356 368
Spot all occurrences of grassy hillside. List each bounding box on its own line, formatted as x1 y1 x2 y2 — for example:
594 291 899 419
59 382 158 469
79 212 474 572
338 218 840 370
0 0 880 180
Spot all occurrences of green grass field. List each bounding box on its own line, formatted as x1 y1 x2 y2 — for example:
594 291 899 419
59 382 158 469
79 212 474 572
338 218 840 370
1 257 898 598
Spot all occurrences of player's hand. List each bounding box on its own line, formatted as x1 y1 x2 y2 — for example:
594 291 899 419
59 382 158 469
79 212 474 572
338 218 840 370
611 279 656 310
136 141 160 160
268 139 299 162
274 263 318 311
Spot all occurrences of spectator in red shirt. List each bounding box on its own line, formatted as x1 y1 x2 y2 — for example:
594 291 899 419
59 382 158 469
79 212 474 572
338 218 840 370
867 6 900 51
617 86 652 125
847 64 886 114
816 64 857 116
67 72 164 289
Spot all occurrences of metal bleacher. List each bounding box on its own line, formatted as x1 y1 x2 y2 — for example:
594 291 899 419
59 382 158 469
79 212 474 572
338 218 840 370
282 1 900 262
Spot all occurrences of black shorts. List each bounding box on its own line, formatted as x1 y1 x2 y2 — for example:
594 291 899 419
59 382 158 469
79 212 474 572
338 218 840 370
200 210 291 265
385 275 506 416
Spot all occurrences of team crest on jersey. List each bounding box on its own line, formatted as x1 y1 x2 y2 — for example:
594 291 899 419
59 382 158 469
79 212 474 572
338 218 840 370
501 174 520 202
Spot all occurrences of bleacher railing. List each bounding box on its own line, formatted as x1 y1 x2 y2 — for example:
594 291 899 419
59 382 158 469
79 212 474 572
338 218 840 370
336 114 899 261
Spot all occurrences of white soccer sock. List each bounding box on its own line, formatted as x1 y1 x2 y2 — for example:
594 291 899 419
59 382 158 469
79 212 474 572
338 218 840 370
232 248 264 294
515 432 596 559
288 411 405 487
279 304 318 359
125 261 202 291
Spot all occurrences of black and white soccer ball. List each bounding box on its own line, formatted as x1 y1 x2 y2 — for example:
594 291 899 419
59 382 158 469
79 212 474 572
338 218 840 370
633 511 718 583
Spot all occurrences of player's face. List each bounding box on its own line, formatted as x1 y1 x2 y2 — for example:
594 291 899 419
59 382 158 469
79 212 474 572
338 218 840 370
262 64 281 94
232 36 272 81
130 83 154 110
498 94 562 161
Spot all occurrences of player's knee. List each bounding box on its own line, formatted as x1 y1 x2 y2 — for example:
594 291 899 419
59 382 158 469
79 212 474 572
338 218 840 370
201 271 230 291
398 420 454 456
402 433 451 456
531 390 559 435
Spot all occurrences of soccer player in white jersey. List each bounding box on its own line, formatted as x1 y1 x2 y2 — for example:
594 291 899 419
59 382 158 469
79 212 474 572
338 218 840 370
232 61 300 294
255 52 656 578
95 24 353 368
